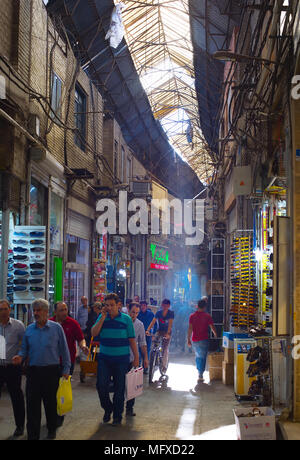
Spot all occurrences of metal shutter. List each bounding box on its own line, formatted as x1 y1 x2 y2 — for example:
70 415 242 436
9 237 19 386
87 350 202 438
67 210 92 240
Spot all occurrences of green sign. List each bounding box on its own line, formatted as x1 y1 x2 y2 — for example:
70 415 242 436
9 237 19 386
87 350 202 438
150 243 169 268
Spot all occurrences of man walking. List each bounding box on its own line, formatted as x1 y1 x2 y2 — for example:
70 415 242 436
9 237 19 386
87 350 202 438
0 299 25 437
77 296 89 332
13 299 71 440
91 293 139 426
50 301 89 428
137 300 154 373
50 301 89 376
187 297 217 388
126 302 148 416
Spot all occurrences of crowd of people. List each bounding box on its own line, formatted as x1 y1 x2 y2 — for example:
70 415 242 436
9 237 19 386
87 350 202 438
0 294 216 440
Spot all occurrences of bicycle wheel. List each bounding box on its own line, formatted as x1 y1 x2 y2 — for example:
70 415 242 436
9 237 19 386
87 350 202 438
159 341 169 376
149 349 158 384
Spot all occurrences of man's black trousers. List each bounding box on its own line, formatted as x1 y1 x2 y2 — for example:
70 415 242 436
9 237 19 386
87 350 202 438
26 365 60 440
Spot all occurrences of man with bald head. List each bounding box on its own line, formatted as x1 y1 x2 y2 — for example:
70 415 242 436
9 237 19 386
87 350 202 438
50 302 89 376
50 302 88 428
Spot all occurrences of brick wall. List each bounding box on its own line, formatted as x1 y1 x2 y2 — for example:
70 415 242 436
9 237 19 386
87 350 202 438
28 0 103 207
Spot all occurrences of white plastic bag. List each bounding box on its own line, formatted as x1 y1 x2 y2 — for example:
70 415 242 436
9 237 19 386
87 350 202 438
105 2 126 49
125 367 144 401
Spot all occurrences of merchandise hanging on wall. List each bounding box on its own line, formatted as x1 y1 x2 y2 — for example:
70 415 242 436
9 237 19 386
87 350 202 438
93 234 107 302
230 236 258 330
12 226 46 305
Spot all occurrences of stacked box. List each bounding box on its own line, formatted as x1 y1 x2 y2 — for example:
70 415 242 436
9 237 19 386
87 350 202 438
224 347 234 364
222 361 234 385
208 352 224 381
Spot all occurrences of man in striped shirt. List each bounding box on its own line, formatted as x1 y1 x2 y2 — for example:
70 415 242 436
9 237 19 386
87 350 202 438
91 293 139 426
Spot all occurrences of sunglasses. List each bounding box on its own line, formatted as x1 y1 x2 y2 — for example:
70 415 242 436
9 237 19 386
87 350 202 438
30 232 44 237
30 263 45 269
14 279 28 285
14 232 28 237
14 263 28 269
30 287 44 292
30 270 45 276
14 247 28 253
13 286 28 292
30 247 44 253
14 270 29 277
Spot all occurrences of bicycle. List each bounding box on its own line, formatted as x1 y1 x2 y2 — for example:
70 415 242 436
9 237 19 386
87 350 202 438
148 334 169 384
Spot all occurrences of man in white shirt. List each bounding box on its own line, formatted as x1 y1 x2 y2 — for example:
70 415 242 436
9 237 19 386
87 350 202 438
126 302 148 417
0 299 25 437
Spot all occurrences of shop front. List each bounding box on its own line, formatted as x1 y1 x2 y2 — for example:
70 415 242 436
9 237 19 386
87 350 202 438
64 210 92 319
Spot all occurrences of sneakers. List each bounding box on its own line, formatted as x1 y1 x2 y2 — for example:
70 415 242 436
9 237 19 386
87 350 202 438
198 375 204 383
126 408 136 417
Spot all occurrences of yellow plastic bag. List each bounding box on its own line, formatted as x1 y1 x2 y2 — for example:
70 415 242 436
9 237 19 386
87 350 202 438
57 377 73 416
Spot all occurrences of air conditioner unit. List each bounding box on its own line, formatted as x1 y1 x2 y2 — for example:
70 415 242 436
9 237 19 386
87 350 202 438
28 114 40 137
130 180 151 196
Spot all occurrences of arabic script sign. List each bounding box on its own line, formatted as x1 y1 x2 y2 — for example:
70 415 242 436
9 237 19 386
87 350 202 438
150 243 169 270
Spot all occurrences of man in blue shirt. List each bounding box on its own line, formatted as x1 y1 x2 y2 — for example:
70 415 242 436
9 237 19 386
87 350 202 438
13 299 71 440
138 301 155 374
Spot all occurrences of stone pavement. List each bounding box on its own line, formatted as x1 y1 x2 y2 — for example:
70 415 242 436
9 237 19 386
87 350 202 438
0 352 241 441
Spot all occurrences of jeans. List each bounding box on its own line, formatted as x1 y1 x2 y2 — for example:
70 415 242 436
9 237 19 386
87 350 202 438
96 359 129 421
192 340 209 377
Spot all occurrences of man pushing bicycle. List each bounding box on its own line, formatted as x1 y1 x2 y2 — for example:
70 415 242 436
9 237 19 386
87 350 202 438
146 299 174 375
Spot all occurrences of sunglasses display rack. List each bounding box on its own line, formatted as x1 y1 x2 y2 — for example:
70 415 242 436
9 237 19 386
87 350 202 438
230 236 258 330
12 226 46 305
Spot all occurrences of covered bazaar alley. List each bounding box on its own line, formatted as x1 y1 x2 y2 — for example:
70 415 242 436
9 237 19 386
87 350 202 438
0 0 300 444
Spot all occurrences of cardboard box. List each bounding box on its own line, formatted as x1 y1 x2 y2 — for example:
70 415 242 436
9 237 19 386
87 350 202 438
208 352 224 368
208 352 224 381
224 347 234 364
233 407 276 440
209 367 223 381
222 361 234 385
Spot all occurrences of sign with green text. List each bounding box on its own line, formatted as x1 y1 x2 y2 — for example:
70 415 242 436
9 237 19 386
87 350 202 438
149 243 169 270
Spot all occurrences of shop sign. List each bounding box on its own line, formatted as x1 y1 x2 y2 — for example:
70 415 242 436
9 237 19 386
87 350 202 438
149 243 169 271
